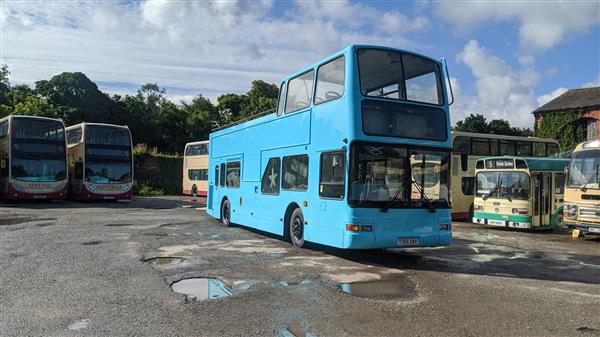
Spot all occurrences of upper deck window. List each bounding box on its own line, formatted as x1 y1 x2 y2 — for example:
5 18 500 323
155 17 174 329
285 70 314 114
315 56 345 105
185 143 208 156
12 118 64 141
358 49 443 106
67 127 82 145
86 125 130 146
0 120 7 138
276 82 286 116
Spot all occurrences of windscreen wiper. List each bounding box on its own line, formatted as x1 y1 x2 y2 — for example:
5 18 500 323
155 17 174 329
411 180 437 213
381 179 408 213
483 179 502 201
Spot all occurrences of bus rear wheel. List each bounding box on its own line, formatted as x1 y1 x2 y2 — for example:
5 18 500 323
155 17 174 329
289 208 305 248
221 199 231 226
191 185 198 197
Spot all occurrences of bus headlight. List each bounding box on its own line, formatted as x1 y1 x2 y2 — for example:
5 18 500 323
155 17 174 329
564 204 577 219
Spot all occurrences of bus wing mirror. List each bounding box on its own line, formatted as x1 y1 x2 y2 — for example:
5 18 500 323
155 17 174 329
460 153 468 172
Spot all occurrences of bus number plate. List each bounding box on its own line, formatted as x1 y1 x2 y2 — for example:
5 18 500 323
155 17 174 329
488 219 505 227
398 238 419 246
33 195 47 199
588 227 600 233
103 196 115 200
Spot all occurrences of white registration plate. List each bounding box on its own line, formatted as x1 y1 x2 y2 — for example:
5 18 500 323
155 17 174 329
103 196 115 200
33 195 47 199
398 238 419 246
487 219 505 227
588 227 600 233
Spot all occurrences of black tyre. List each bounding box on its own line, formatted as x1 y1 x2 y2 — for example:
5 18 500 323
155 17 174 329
221 199 231 226
289 208 305 248
191 185 198 197
468 204 474 221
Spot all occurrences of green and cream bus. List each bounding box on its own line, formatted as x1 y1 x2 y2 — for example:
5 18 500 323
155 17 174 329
473 156 569 229
451 132 560 220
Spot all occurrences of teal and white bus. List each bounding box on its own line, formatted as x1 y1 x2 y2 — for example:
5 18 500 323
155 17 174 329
207 45 453 249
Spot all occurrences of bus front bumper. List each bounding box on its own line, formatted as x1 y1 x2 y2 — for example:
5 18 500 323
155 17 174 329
564 220 600 234
473 217 531 229
342 230 452 249
5 183 68 200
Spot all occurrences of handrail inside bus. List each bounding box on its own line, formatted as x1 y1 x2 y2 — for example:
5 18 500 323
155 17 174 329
441 58 454 106
212 108 276 132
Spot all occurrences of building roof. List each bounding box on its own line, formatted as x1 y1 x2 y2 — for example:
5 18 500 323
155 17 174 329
533 87 600 114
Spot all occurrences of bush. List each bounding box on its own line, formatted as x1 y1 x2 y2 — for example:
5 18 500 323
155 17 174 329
133 144 182 195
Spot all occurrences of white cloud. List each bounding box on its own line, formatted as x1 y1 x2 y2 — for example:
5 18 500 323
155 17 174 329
536 87 568 107
582 74 600 88
452 40 540 127
434 1 600 51
1 0 427 100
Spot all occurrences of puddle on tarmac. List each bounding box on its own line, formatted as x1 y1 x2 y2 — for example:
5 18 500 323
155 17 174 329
143 257 186 266
339 278 417 300
171 277 232 301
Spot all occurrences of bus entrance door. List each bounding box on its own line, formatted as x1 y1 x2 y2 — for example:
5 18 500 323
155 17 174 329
533 173 552 227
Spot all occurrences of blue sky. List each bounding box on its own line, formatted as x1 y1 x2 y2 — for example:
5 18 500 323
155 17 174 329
1 0 599 127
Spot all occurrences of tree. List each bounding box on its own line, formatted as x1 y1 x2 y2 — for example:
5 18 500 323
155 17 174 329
0 65 9 104
454 114 489 133
35 72 115 124
455 114 533 137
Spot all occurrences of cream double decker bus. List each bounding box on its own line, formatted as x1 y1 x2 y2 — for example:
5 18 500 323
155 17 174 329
473 156 569 229
0 115 68 200
182 140 209 197
65 123 133 200
451 132 560 220
564 140 600 234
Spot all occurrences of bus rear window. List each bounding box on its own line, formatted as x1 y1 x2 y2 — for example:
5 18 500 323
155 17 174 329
362 100 446 141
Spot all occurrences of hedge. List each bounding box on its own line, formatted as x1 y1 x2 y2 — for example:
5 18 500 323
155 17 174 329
133 145 182 196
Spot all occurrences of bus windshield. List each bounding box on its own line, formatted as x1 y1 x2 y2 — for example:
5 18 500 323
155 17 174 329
568 149 600 189
11 118 66 182
85 161 132 184
349 142 450 208
476 171 530 200
86 125 130 146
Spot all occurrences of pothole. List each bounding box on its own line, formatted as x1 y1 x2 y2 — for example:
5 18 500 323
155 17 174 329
0 217 53 226
339 277 417 300
81 240 103 246
171 277 232 301
105 223 135 227
143 257 186 266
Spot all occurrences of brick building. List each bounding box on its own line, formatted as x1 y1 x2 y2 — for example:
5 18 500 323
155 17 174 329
533 87 600 141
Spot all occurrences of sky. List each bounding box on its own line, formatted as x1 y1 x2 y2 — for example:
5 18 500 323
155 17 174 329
1 0 599 128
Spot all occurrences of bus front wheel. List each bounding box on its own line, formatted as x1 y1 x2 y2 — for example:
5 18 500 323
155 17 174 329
221 199 231 226
289 208 305 248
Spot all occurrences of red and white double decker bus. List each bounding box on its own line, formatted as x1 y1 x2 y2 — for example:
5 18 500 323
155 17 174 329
0 115 68 200
65 123 133 200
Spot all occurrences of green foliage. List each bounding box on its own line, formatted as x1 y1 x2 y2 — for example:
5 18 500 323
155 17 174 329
535 109 587 152
133 181 164 196
0 64 279 154
454 114 533 136
133 144 182 195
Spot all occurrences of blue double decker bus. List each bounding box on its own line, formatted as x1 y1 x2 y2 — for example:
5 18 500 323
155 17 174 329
207 45 453 249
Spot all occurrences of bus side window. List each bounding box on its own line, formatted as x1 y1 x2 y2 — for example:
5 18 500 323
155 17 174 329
555 173 565 194
282 155 309 191
215 165 219 188
460 153 468 172
220 163 225 187
319 151 345 199
261 157 281 195
461 177 474 196
75 162 83 179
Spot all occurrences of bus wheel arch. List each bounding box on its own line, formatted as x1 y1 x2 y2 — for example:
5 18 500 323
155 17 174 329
220 197 231 226
284 203 304 248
